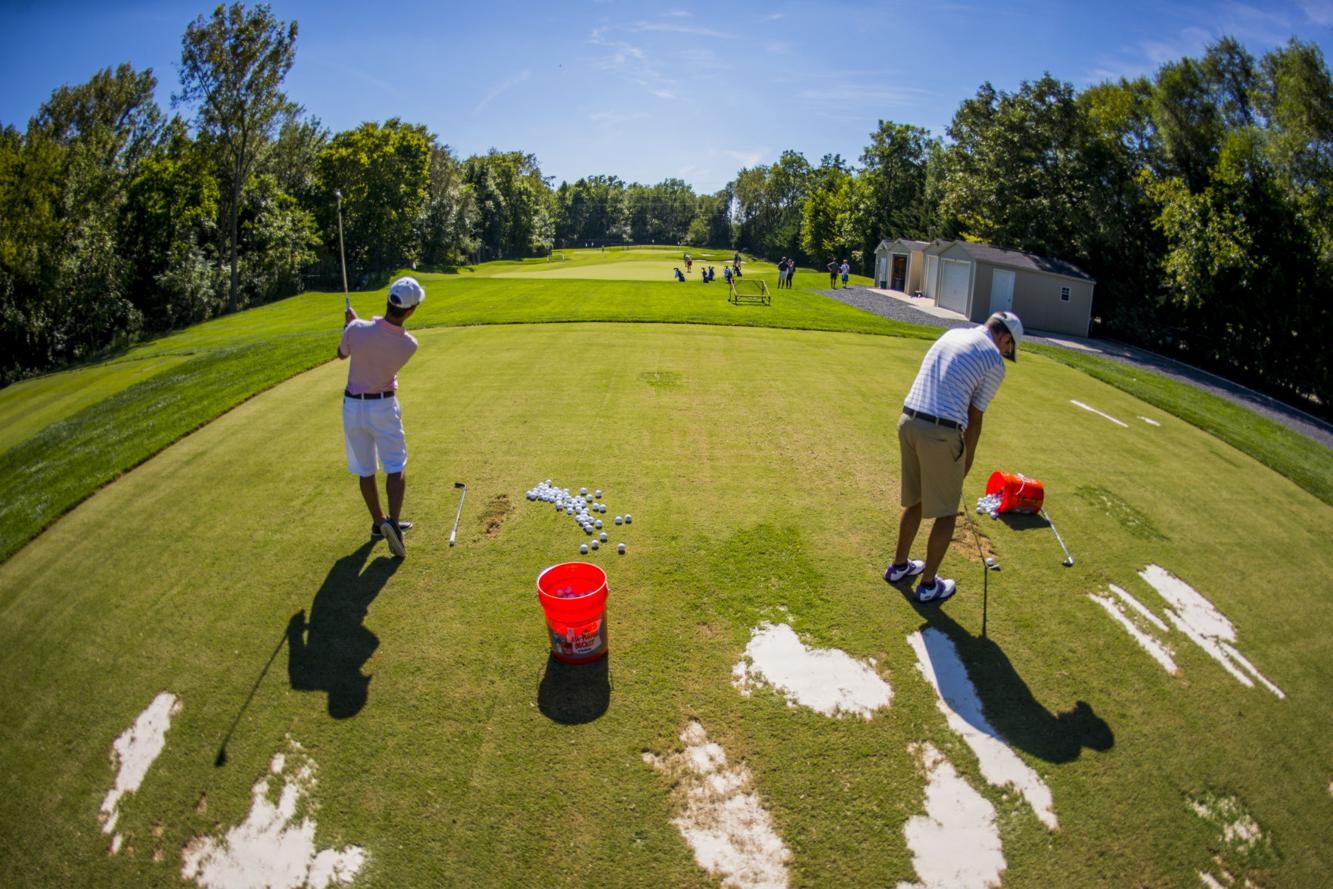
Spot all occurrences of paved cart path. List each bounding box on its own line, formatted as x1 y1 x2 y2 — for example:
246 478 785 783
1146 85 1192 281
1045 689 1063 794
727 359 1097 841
821 286 1333 451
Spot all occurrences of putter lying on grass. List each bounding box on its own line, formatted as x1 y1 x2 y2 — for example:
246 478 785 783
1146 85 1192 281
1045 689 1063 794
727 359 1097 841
449 481 467 547
1040 507 1075 567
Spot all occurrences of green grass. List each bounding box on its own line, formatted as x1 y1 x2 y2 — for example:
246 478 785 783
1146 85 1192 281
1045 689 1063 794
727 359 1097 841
0 321 1329 887
1030 342 1333 506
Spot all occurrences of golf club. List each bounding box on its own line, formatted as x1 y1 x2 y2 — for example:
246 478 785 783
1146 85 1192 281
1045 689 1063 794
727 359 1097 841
335 189 350 315
1040 507 1075 567
449 481 467 547
961 498 1000 637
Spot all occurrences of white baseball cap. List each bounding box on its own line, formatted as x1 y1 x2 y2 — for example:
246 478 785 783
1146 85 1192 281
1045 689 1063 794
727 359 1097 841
988 311 1023 361
388 276 425 308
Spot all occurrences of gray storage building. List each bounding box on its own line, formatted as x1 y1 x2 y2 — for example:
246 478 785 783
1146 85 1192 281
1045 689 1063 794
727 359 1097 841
920 240 1095 337
874 238 929 293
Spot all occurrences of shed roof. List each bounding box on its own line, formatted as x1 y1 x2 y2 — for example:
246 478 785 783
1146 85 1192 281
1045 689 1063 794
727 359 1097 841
878 238 930 252
925 240 1095 282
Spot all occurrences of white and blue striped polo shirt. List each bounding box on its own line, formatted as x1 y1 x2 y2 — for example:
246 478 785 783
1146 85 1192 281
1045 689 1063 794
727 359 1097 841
903 326 1007 428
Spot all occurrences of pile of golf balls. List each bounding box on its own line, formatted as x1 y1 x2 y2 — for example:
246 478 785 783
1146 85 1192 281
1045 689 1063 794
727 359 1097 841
976 492 1003 519
526 479 631 556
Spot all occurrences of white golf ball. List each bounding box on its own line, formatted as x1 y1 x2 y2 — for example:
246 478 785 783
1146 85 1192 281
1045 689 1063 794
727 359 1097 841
595 519 603 529
614 516 623 525
580 544 588 554
617 543 626 554
580 486 588 495
624 514 632 523
591 540 599 550
595 489 602 498
600 532 608 542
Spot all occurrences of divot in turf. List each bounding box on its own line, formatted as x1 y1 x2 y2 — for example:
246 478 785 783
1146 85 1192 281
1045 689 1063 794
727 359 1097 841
100 691 181 854
732 622 891 719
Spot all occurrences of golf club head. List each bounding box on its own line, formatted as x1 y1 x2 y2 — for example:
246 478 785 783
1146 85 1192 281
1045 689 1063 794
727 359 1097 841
1063 557 1075 567
454 482 466 489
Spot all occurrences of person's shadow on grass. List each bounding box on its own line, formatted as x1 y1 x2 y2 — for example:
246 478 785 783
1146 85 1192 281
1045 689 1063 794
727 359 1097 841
287 541 399 719
904 592 1114 764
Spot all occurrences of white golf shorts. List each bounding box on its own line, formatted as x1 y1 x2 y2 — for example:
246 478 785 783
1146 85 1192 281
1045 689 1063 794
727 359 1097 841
342 396 407 476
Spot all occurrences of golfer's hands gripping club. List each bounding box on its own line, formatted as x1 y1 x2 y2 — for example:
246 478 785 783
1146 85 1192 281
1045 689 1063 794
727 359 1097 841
344 305 357 327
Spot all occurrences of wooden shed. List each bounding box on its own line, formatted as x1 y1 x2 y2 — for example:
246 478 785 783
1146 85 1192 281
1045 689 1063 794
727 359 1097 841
920 241 1095 337
874 238 929 293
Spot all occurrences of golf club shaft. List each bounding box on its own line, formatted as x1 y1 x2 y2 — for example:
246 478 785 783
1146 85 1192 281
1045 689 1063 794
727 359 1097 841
336 191 349 312
449 484 467 546
1041 508 1075 566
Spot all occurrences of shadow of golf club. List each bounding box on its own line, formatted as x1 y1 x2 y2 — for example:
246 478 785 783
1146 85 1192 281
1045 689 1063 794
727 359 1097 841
537 654 611 724
903 592 1114 764
287 541 399 719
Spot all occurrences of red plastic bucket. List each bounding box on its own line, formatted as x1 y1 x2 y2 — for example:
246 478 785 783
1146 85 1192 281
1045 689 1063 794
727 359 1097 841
536 562 609 664
986 471 1045 514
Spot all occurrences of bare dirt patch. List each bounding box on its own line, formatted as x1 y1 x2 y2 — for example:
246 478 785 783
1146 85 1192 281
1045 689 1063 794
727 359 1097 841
478 493 512 537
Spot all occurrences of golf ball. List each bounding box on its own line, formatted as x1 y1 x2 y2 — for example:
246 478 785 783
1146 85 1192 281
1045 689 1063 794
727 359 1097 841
600 532 608 542
985 558 996 568
580 544 588 554
595 519 603 529
614 516 623 525
595 489 602 498
591 540 599 550
617 543 626 554
580 486 587 495
624 514 632 523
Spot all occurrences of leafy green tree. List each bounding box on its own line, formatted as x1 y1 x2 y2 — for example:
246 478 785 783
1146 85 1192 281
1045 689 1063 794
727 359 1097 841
177 2 298 312
316 119 431 275
857 123 934 261
420 142 478 268
800 160 857 262
463 150 554 259
122 118 223 329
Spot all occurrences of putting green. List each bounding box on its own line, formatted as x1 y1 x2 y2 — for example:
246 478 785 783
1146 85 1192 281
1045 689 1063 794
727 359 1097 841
0 322 1329 886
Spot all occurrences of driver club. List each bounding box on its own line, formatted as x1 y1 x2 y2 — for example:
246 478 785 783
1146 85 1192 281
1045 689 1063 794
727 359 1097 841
449 481 467 547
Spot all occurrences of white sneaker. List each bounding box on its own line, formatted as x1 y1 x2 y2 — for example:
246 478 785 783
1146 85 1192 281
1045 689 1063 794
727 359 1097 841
885 559 926 584
380 519 407 558
915 577 956 603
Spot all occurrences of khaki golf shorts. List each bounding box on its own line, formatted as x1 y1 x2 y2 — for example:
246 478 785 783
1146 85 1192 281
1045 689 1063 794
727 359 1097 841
898 413 966 518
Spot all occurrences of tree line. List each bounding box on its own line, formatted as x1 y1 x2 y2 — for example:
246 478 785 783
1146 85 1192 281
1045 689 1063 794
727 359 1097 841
1 3 1328 414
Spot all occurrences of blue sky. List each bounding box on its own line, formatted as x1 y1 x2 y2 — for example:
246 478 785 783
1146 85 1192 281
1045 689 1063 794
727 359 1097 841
2 0 1330 193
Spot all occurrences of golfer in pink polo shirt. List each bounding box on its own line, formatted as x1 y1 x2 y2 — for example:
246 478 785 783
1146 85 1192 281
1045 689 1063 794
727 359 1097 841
337 276 424 557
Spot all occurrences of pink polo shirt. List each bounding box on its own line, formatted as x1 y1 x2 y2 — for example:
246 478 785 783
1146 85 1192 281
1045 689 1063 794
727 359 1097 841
339 317 418 394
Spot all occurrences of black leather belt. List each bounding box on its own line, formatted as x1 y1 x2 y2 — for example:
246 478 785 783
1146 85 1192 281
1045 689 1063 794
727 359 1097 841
344 390 396 400
903 407 962 430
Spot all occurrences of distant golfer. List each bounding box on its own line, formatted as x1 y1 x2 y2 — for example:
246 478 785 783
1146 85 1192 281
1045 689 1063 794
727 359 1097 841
338 276 425 557
840 259 850 288
827 259 838 288
886 311 1023 602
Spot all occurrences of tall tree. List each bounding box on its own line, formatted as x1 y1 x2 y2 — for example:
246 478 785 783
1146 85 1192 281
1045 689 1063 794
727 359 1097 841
176 2 297 313
857 122 935 261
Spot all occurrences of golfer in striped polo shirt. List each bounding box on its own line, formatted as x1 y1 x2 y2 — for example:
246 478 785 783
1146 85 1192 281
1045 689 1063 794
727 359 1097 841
886 311 1023 602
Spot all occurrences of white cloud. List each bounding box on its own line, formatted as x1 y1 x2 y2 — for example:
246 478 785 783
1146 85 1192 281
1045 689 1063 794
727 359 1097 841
1301 0 1333 26
653 89 677 99
722 147 768 168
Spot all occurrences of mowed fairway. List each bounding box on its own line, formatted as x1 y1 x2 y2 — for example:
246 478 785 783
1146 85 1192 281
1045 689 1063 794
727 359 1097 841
1 319 1331 882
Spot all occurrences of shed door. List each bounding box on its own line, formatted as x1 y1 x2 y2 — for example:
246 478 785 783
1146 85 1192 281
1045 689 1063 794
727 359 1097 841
891 255 908 291
924 255 939 298
876 255 888 288
938 259 971 314
990 269 1015 314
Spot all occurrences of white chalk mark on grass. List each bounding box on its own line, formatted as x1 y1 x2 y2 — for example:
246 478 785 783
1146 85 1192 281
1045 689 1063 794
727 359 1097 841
732 622 891 719
1070 399 1128 427
1107 583 1169 632
1088 594 1178 675
897 742 1005 889
907 629 1058 830
1139 416 1161 426
1141 565 1285 699
100 691 181 854
1189 791 1273 886
644 720 791 889
181 739 365 889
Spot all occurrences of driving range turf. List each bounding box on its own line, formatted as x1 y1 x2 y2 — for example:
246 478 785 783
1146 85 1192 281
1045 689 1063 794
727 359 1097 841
0 248 1330 887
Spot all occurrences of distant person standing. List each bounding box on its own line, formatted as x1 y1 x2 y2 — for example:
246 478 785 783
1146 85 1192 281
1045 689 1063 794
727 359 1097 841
777 258 788 289
840 259 850 288
886 312 1023 602
787 259 797 289
827 258 838 288
338 277 425 558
